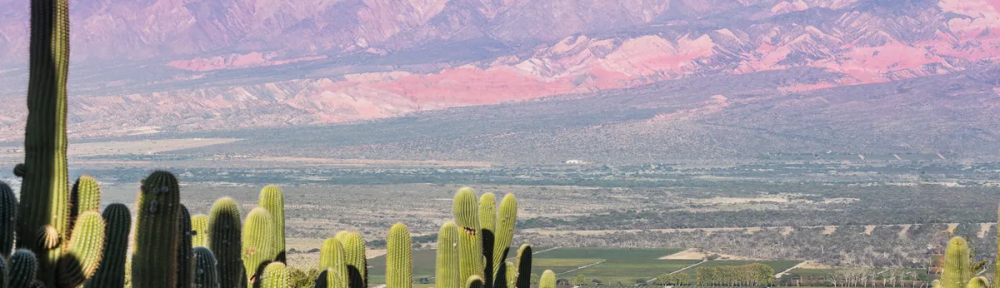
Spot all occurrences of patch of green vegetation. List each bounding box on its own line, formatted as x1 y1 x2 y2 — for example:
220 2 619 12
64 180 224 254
683 260 802 276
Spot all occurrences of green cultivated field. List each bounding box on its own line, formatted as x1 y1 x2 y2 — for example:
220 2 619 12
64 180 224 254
681 260 803 276
366 247 801 286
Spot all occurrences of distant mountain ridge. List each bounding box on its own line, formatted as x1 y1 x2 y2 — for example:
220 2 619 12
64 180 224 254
0 0 998 143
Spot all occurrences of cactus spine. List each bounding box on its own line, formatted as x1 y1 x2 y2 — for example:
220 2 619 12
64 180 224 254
57 211 106 288
539 270 555 288
479 193 497 288
258 185 285 263
492 194 517 281
10 249 38 288
178 205 195 288
466 276 485 288
194 247 220 288
132 171 182 288
454 188 483 285
242 208 275 285
515 245 532 288
319 238 348 288
386 223 412 288
437 222 460 288
0 182 16 257
209 198 243 288
943 236 971 288
968 277 990 288
337 232 367 288
16 0 73 282
86 204 132 288
259 263 288 288
192 215 209 248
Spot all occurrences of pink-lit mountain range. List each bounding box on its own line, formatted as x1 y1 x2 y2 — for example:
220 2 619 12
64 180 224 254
0 0 997 140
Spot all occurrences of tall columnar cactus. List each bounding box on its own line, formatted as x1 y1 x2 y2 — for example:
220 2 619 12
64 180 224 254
259 263 288 288
69 175 101 230
257 185 285 263
56 211 106 288
192 215 209 248
318 238 348 288
454 188 483 284
492 194 517 282
479 193 497 288
15 0 73 283
194 247 220 288
209 198 243 288
132 171 182 288
943 236 971 288
0 181 16 257
85 204 131 288
539 270 555 288
466 276 485 288
10 249 38 288
515 245 532 288
242 208 275 285
178 205 195 288
968 277 990 288
437 222 460 288
336 232 367 288
386 223 412 288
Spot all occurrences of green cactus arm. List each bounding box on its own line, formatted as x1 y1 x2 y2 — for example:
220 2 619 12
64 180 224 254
515 245 532 288
194 247 221 288
968 277 990 288
132 171 182 288
85 203 132 288
437 222 461 288
192 215 209 248
319 237 349 288
69 175 102 232
209 197 243 288
178 205 195 288
242 207 275 286
0 181 16 257
56 211 105 288
17 0 73 284
259 263 289 288
943 236 972 288
479 193 497 288
337 232 368 288
453 188 483 284
539 270 555 288
10 249 39 288
386 223 412 288
491 194 517 281
504 262 517 288
258 185 285 263
466 275 485 288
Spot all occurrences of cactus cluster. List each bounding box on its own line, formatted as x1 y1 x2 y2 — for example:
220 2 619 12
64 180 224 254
1 2 535 288
433 188 528 288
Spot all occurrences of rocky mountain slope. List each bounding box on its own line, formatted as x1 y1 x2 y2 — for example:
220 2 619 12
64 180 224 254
0 0 998 143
